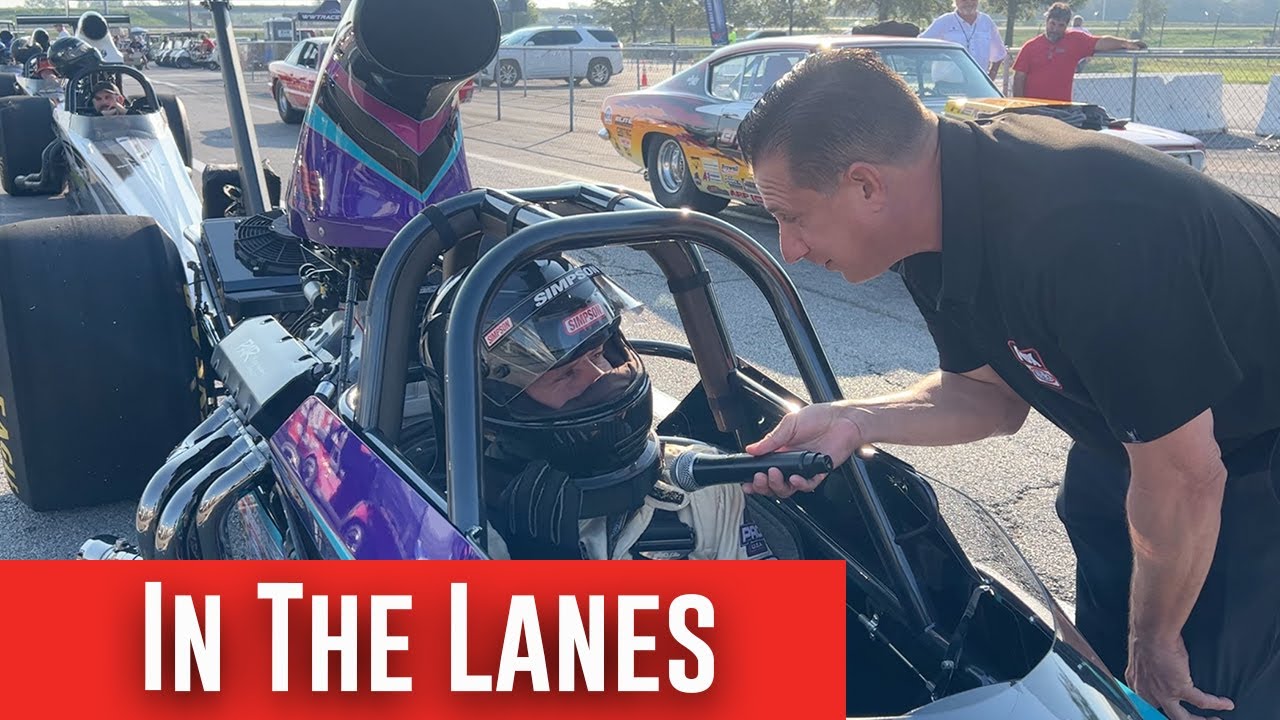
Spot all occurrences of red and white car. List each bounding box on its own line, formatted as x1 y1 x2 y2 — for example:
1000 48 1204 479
268 36 476 124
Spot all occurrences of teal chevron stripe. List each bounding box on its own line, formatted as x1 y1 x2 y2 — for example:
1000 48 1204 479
306 106 463 202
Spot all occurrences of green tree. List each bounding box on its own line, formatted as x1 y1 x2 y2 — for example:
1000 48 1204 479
852 0 950 24
648 0 705 42
1128 0 1166 37
594 0 650 42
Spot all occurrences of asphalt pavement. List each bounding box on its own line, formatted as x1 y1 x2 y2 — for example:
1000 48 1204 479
0 67 1080 607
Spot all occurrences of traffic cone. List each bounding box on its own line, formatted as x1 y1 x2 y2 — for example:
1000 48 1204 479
641 63 649 87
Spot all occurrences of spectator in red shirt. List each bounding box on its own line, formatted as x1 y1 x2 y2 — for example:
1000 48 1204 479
1012 2 1146 101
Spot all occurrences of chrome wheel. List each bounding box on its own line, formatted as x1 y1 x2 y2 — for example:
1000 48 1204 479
276 85 289 114
656 139 686 195
588 60 610 85
498 61 519 87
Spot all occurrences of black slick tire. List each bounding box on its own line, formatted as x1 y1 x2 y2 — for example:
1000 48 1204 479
0 216 202 510
0 95 56 196
156 93 193 167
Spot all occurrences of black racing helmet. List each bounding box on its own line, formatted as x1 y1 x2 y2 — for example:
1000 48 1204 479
11 38 34 65
31 28 50 52
421 256 661 498
48 36 101 77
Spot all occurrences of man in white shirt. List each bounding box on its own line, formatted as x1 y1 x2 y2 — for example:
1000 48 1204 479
919 0 1007 79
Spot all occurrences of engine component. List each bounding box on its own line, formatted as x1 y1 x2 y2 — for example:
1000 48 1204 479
234 210 306 276
210 315 324 435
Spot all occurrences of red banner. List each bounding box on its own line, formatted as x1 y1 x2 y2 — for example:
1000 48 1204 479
1 561 845 718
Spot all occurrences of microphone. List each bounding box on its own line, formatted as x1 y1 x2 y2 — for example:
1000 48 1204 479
668 450 833 493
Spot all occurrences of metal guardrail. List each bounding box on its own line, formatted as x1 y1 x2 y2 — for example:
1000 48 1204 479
464 45 1280 212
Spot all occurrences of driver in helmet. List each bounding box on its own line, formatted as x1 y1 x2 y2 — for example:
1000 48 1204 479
423 256 800 561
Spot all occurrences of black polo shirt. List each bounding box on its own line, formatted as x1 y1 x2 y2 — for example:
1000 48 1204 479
900 115 1280 462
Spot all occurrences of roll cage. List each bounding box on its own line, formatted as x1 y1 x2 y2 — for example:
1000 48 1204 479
63 63 158 114
353 182 947 639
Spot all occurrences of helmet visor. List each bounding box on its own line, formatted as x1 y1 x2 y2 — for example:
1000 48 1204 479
481 263 642 406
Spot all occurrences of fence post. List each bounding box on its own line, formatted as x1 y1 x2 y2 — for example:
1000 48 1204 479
568 48 575 132
1129 55 1139 121
671 50 676 76
636 55 641 90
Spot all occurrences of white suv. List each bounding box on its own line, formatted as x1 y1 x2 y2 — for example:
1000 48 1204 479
482 26 624 88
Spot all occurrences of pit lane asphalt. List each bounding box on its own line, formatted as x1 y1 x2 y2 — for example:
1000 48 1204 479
0 68 1080 610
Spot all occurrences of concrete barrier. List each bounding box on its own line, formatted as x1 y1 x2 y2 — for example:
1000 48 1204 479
1072 73 1165 121
1162 73 1227 134
1258 75 1280 136
1072 72 1231 134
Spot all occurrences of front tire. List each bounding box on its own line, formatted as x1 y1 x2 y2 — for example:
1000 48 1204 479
0 72 20 98
587 58 612 87
275 82 303 124
645 135 730 214
157 93 193 167
0 216 202 510
0 96 56 196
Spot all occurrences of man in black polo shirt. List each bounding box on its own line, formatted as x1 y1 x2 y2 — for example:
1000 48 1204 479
735 48 1280 719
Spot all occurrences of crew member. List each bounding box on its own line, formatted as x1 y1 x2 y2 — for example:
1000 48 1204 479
1012 2 1145 101
421 256 801 561
919 0 1007 79
736 47 1280 719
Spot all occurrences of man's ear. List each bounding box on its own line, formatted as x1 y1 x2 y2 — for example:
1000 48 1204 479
844 162 886 207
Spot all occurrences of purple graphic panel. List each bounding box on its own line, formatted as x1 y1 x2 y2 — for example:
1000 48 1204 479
269 396 482 560
287 130 472 248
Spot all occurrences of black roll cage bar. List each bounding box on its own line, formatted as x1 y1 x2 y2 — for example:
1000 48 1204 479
64 63 158 114
353 182 934 635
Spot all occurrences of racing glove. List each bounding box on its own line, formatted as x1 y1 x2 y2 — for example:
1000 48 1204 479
498 460 583 560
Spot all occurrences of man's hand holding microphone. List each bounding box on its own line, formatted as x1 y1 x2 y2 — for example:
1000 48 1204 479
743 402 868 498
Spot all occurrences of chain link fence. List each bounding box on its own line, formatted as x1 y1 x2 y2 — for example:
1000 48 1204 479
1002 48 1280 212
464 45 1280 212
466 46 715 132
233 40 298 83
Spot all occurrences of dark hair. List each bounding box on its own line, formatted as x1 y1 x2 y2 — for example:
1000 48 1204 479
1046 2 1073 20
91 80 119 95
737 48 932 192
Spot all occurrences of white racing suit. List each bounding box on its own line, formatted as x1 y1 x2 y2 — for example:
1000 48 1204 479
487 478 802 561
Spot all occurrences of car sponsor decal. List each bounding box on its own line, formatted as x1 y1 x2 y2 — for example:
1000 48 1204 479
484 317 514 348
533 264 602 307
702 157 721 183
603 105 613 124
563 302 607 335
1008 341 1063 390
0 394 15 488
740 523 774 559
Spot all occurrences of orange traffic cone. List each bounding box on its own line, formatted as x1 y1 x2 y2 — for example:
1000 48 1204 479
640 62 649 87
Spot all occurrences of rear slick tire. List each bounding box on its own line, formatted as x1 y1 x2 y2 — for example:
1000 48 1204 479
0 216 202 510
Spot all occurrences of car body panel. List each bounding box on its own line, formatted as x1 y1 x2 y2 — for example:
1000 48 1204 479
600 35 1207 207
55 106 203 269
269 395 481 560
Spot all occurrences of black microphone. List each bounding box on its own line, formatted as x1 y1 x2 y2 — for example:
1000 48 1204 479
668 450 833 493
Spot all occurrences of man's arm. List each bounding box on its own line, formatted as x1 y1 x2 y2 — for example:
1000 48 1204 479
988 61 1002 80
744 365 1029 497
1094 36 1147 52
846 365 1030 446
1124 409 1235 715
1012 70 1027 97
